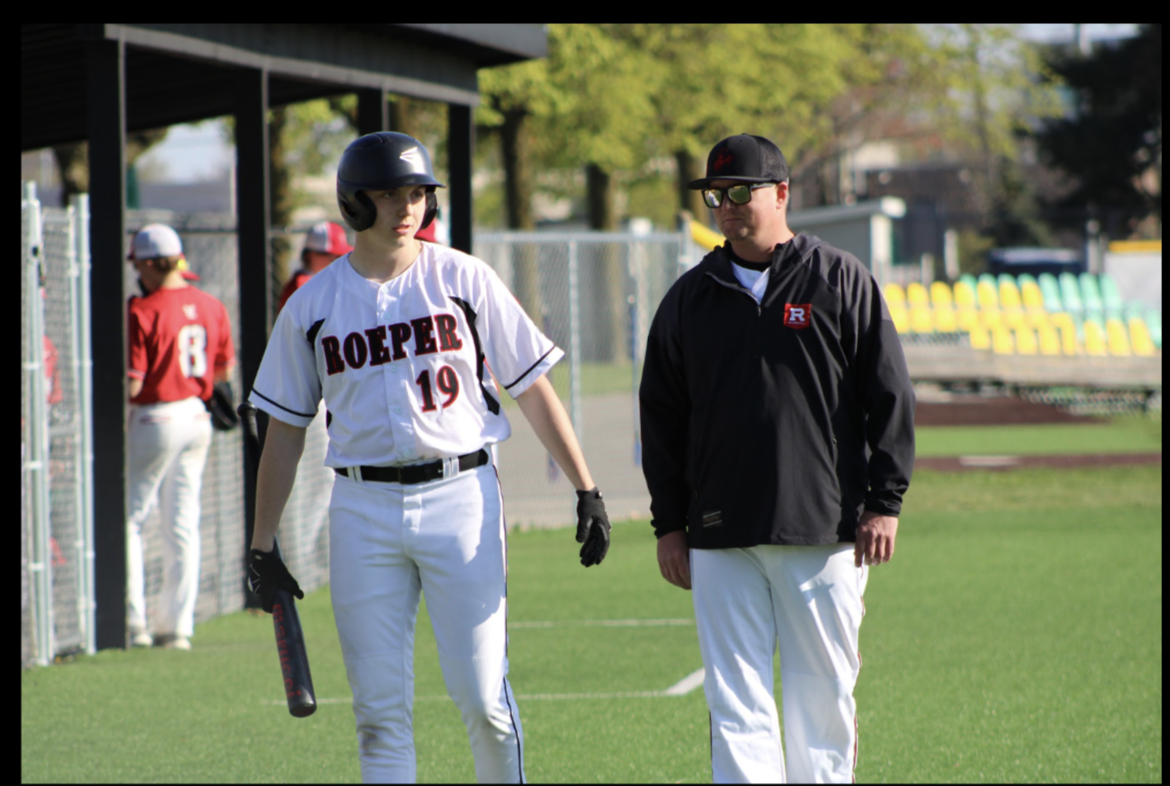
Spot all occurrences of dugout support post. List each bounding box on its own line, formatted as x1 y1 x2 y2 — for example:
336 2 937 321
357 88 390 135
235 68 273 609
84 36 131 652
448 103 473 254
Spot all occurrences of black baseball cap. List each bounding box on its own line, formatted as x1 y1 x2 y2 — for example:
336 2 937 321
687 134 789 189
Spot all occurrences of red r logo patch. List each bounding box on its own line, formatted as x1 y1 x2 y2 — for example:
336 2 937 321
784 303 812 329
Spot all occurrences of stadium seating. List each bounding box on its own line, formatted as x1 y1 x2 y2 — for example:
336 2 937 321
1079 273 1104 314
1037 325 1062 355
1014 327 1038 355
1099 273 1125 312
1105 318 1132 356
934 306 958 333
1037 273 1063 312
1083 319 1108 356
888 301 909 334
998 278 1023 311
910 306 934 333
968 325 991 350
930 281 953 308
1129 318 1156 356
1144 309 1161 348
992 326 1015 354
906 282 930 307
883 282 906 307
1027 310 1052 329
953 280 977 309
1057 322 1080 355
976 278 999 310
1020 278 1045 311
1058 273 1083 315
979 308 1004 330
956 308 980 332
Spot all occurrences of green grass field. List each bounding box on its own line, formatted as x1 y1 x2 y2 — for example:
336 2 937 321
916 414 1161 457
22 465 1161 783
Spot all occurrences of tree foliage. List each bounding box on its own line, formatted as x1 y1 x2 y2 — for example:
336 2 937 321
1034 23 1162 236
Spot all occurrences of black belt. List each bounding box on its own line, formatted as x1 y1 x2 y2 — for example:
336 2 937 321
334 449 490 485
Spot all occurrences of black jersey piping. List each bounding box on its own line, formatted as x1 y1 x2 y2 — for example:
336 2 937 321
448 296 501 415
250 388 317 419
503 347 555 390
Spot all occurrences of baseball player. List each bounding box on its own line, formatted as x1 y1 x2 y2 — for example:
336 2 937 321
277 221 354 312
640 134 915 783
245 132 610 783
126 224 235 651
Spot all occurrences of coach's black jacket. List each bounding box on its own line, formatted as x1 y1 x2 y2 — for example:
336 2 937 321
639 234 915 549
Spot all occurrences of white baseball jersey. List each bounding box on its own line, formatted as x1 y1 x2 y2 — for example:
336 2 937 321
250 244 563 467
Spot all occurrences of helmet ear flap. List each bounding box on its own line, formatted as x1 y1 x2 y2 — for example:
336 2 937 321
338 189 377 232
421 190 439 230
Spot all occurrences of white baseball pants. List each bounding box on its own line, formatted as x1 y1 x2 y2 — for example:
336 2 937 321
126 398 213 638
329 462 525 784
691 543 867 784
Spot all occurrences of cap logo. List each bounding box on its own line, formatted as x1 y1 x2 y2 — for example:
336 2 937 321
713 150 734 172
182 305 198 320
399 146 426 173
784 303 811 329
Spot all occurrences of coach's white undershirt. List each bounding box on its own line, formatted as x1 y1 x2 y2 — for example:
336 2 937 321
731 263 770 304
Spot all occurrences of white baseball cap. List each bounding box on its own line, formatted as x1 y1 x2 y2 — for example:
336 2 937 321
129 224 183 260
304 221 353 255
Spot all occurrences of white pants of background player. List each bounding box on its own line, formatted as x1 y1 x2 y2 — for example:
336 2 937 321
126 398 213 639
329 462 525 784
692 543 868 784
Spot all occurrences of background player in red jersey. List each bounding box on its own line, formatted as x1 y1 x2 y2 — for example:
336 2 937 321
277 221 354 312
125 224 235 650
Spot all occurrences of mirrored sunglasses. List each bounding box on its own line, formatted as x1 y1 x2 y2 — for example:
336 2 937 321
702 182 775 209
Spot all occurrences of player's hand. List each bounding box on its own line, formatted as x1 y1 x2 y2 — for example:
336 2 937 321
855 511 899 568
657 530 691 590
575 488 611 567
248 548 304 613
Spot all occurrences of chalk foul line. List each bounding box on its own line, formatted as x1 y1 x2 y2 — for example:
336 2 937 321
269 668 706 707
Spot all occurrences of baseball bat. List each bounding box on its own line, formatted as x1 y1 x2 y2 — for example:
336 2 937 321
238 402 317 718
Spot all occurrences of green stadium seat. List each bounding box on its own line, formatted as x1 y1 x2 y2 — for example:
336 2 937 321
959 273 978 292
1058 273 1083 314
1079 273 1104 313
1098 273 1125 312
1038 273 1063 312
1145 309 1161 349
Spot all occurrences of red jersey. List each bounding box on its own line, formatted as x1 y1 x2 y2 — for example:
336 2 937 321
277 270 314 312
128 286 234 404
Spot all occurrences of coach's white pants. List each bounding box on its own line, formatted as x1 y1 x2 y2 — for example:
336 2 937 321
329 463 525 784
126 398 213 639
691 544 867 784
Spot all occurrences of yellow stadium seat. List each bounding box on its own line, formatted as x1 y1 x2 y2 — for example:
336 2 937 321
883 283 906 307
1105 318 1131 356
969 325 991 350
888 303 909 334
907 282 930 307
1049 312 1075 331
930 281 953 308
1057 323 1080 355
1027 310 1052 329
953 281 977 309
1083 320 1108 356
1037 325 1061 355
1014 327 1038 355
977 280 999 310
1004 310 1028 330
992 326 1015 354
979 309 1004 330
957 309 980 332
1021 280 1045 310
910 306 934 333
934 307 958 333
999 280 1023 311
1129 318 1156 356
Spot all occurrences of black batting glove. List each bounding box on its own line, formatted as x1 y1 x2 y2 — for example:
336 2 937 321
248 548 304 613
575 487 611 567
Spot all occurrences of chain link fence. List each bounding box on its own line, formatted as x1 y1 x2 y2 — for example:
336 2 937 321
22 185 94 667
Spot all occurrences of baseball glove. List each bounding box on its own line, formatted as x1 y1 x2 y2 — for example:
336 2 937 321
248 548 305 614
205 381 240 431
575 487 611 567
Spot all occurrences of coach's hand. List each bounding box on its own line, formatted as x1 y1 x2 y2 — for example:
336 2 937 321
657 530 691 590
248 548 304 613
855 511 899 568
575 488 611 567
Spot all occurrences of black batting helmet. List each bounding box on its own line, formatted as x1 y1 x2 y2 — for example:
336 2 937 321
336 132 446 232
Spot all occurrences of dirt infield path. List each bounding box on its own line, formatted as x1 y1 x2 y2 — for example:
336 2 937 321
916 452 1162 472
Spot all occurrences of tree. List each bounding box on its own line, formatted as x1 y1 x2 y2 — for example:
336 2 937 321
52 128 170 203
1034 24 1162 239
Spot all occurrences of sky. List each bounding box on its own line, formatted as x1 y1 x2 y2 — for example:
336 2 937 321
136 24 1141 184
